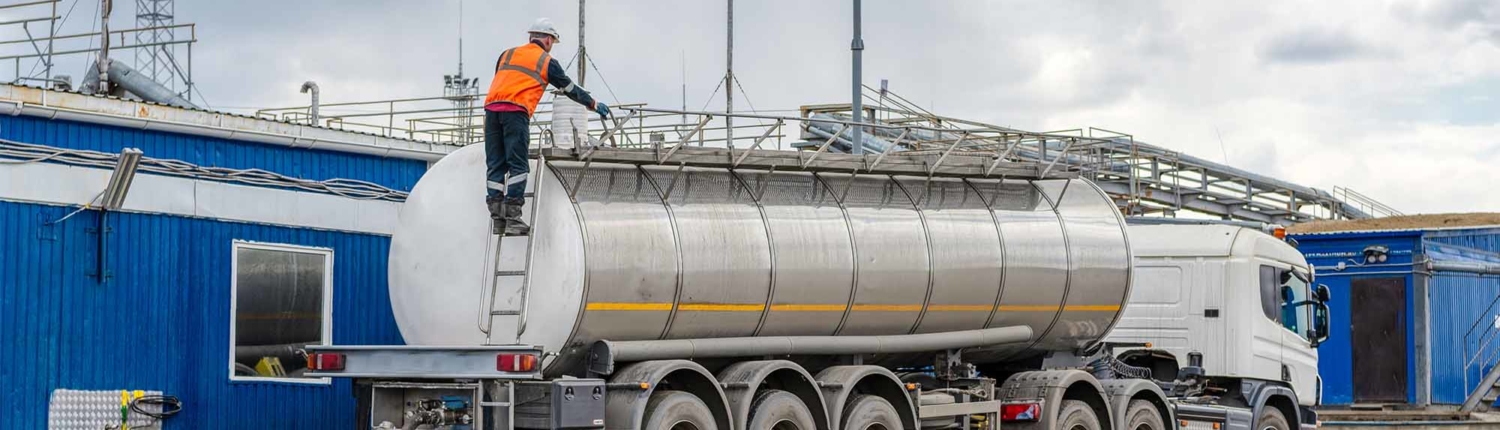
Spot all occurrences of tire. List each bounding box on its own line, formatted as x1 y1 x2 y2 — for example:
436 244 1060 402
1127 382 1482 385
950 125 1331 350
1057 400 1103 430
842 394 903 430
643 390 719 430
1256 407 1291 430
748 389 818 430
1124 399 1166 430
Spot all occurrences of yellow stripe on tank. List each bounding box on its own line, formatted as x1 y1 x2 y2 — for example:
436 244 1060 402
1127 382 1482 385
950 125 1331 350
583 302 675 311
996 304 1122 312
677 303 767 312
583 303 1121 312
769 304 848 312
926 304 995 312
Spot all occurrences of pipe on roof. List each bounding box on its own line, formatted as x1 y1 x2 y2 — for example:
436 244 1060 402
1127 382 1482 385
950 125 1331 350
79 58 197 109
300 81 320 125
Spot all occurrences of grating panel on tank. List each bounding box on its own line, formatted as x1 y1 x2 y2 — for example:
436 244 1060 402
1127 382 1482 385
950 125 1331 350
739 170 838 207
561 163 660 203
901 177 990 210
648 166 756 205
969 179 1044 212
48 389 165 430
820 174 910 209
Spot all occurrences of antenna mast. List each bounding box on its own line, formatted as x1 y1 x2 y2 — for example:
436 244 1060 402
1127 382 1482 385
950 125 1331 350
443 0 479 144
850 0 864 154
724 0 733 148
578 0 586 86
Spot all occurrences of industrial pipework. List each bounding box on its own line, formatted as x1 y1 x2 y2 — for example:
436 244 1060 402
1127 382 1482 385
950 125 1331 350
300 81 320 125
79 59 197 109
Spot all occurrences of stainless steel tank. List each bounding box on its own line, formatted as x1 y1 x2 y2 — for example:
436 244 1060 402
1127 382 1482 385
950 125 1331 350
387 145 1132 375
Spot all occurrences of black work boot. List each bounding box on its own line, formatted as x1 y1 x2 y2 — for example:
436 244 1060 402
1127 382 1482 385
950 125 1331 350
486 196 506 220
501 202 530 236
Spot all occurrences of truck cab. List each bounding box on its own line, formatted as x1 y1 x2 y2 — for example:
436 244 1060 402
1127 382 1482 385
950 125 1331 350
1108 224 1330 427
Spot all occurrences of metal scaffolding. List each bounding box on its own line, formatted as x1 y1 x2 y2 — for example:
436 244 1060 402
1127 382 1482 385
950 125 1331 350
132 0 180 91
257 86 1396 224
779 85 1398 224
0 0 196 100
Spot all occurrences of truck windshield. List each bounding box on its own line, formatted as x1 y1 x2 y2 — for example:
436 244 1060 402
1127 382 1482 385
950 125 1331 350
1280 269 1312 340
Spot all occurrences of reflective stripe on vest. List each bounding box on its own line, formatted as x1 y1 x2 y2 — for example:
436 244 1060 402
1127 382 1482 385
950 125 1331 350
484 43 552 116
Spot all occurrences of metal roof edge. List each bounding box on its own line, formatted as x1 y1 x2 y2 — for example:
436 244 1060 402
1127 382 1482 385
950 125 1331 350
1289 224 1500 238
0 84 458 162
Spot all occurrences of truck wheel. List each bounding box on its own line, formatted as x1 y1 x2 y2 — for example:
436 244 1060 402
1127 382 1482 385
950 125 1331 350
1057 400 1102 430
842 395 902 430
1124 400 1165 430
644 390 719 430
1256 407 1290 430
748 389 817 430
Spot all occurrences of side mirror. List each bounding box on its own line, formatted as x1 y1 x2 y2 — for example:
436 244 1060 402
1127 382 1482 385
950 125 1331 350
1316 285 1331 303
1281 285 1295 302
1311 302 1331 347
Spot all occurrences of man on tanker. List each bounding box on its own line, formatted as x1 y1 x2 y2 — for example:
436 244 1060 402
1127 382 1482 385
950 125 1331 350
484 18 610 236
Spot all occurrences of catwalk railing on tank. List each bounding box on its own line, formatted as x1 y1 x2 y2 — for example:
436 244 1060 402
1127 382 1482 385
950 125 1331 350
254 95 645 147
255 85 1395 224
583 106 1108 180
788 84 1390 224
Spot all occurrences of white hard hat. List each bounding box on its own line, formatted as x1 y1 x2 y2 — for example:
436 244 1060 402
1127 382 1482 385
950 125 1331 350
528 18 562 42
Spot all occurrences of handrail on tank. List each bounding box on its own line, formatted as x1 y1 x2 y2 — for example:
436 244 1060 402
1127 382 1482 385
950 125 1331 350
545 107 1084 181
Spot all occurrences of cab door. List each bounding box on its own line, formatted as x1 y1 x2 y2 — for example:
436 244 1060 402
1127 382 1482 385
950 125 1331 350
1277 268 1320 405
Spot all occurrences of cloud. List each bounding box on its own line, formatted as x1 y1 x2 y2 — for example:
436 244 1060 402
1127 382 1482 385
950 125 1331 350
2 0 1498 214
1259 27 1381 64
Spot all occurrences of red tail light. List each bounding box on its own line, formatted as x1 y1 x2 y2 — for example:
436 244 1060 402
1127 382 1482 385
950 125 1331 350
1000 403 1040 422
306 352 345 371
497 353 538 372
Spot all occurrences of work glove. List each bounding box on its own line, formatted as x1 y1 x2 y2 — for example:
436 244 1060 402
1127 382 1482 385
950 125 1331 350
594 102 611 119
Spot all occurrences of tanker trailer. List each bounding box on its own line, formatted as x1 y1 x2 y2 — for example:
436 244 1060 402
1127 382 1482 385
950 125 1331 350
305 113 1243 430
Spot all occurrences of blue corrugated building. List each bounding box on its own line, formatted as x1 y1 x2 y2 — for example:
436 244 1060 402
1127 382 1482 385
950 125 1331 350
1291 226 1500 407
0 85 455 428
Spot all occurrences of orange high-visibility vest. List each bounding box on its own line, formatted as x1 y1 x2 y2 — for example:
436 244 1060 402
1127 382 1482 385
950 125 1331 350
484 43 552 117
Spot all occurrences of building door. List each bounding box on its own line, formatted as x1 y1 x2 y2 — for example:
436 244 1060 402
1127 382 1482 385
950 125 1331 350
1350 277 1408 403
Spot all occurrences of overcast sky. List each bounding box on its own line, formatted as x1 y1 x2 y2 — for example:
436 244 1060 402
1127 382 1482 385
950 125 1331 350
3 0 1497 214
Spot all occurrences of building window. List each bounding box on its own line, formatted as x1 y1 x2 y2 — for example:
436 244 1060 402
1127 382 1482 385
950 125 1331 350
229 241 333 383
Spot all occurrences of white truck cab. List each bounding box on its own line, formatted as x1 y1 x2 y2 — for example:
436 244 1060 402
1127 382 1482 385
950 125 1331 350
1109 224 1329 415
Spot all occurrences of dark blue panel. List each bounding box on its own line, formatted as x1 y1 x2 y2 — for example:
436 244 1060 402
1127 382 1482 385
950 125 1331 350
1290 231 1421 405
1422 228 1500 405
0 200 402 429
0 114 427 191
1293 227 1500 406
1430 272 1500 404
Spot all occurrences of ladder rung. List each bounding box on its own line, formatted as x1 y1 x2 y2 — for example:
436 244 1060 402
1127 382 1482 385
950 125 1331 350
496 270 527 277
491 310 521 316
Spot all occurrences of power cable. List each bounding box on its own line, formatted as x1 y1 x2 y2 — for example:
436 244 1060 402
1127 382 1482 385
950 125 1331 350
585 57 621 105
23 0 84 79
84 0 99 69
698 77 724 112
130 394 183 420
730 75 756 113
0 139 410 201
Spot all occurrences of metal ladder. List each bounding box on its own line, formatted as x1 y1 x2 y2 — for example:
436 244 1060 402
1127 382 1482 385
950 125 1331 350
477 158 546 345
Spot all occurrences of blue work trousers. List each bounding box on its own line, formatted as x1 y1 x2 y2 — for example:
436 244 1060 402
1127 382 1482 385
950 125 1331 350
484 110 530 204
